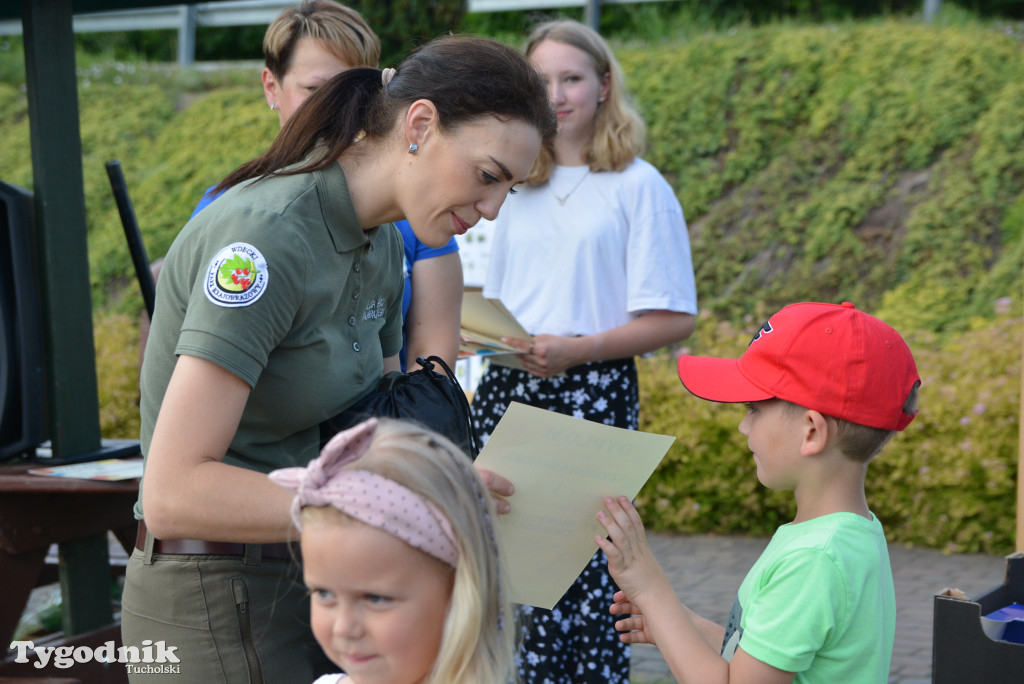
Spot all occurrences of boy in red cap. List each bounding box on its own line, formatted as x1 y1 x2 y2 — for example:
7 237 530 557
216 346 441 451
595 301 920 684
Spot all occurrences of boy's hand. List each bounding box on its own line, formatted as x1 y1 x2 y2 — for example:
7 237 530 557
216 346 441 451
595 495 668 608
609 590 657 645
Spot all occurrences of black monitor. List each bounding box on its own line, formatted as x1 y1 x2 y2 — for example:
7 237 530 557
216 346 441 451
0 180 48 460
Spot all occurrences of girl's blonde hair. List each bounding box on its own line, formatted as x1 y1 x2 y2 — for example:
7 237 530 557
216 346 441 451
300 419 516 684
525 18 646 184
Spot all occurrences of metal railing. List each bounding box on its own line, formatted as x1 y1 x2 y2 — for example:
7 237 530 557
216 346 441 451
0 0 677 66
0 0 942 66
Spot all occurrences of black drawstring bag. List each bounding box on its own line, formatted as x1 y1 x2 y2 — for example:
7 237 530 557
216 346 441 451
319 356 481 459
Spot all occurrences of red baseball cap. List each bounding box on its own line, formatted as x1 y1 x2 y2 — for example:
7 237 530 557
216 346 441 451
677 302 920 431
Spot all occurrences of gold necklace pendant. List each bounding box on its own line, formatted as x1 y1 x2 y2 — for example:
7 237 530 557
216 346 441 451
554 170 590 206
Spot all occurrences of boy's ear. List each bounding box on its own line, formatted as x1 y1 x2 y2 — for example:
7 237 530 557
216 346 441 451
800 409 831 457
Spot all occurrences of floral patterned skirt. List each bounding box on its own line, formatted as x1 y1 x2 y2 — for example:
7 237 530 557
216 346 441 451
471 358 638 684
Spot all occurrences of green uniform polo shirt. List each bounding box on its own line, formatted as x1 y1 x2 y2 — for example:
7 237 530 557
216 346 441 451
136 162 403 519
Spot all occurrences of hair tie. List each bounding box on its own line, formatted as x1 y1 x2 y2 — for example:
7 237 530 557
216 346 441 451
381 67 396 88
269 418 459 567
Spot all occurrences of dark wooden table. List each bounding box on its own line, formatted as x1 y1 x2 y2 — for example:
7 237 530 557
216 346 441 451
0 460 139 671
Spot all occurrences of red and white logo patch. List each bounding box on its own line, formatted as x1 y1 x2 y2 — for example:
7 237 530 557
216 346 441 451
204 242 269 307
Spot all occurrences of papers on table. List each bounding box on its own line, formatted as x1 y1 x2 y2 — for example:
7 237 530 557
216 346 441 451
28 458 143 481
474 402 675 609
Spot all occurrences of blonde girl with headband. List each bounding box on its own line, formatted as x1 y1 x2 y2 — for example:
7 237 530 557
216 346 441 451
270 418 515 684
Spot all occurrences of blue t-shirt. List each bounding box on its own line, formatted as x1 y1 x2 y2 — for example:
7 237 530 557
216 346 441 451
193 190 458 370
191 185 220 219
394 219 458 370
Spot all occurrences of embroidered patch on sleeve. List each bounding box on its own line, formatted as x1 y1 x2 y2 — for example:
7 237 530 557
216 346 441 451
204 242 269 307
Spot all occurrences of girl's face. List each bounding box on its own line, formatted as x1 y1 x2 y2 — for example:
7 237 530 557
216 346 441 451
302 517 454 684
263 37 353 126
529 39 610 149
403 115 541 248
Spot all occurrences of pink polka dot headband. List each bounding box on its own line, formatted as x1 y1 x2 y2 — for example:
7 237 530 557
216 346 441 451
269 418 459 568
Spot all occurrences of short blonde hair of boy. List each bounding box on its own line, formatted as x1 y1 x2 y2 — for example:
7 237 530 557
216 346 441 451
525 18 646 184
263 1 380 81
784 380 919 462
300 419 516 684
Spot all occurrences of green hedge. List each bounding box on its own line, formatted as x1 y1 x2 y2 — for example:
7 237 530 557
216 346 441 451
619 20 1024 332
2 18 1021 553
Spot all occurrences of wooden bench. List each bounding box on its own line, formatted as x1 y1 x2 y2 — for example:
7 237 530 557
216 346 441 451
0 463 137 684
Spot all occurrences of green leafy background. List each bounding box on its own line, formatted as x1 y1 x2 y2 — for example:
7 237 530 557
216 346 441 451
1 16 1021 554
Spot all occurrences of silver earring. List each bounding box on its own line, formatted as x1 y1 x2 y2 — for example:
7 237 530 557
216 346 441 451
409 143 418 154
270 103 278 111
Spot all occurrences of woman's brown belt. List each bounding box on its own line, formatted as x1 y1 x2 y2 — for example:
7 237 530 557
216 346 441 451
134 520 295 560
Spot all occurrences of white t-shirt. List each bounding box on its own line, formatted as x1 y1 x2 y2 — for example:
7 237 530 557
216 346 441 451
481 158 697 336
312 675 346 683
455 220 496 288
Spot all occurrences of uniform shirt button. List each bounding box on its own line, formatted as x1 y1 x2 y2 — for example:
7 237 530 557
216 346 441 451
353 263 361 272
352 342 361 352
348 315 356 326
352 289 360 299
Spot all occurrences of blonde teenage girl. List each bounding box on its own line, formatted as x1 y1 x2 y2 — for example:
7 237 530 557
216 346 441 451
471 19 698 684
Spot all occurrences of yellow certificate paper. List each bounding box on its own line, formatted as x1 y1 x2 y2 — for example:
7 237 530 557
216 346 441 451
474 402 675 609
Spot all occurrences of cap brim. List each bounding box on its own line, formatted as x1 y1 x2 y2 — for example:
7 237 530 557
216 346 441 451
676 355 775 404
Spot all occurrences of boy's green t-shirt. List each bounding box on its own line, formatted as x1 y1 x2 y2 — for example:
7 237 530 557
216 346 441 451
722 512 895 683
